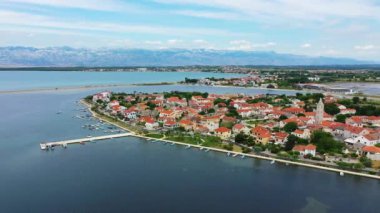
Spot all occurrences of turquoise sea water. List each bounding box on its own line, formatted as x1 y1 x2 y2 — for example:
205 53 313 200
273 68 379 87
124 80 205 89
0 72 379 212
0 71 243 90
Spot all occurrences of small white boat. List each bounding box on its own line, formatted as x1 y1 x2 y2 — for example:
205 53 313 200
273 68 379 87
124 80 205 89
40 143 47 150
232 153 238 157
227 152 231 156
186 145 191 149
241 155 245 159
204 148 210 152
199 147 204 150
270 160 275 164
86 135 92 138
340 172 344 176
62 143 67 148
170 142 175 146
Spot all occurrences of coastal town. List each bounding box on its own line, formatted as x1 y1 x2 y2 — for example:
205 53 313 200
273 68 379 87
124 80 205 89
87 90 380 174
180 71 366 94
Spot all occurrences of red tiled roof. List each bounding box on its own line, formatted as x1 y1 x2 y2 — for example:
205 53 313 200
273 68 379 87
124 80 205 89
293 144 316 152
364 134 380 141
179 119 193 125
274 132 288 139
362 146 380 153
345 125 365 134
305 144 316 150
305 112 316 117
233 124 245 130
215 127 231 133
141 117 155 124
367 116 380 121
293 145 306 152
165 120 177 126
252 126 271 138
283 107 305 114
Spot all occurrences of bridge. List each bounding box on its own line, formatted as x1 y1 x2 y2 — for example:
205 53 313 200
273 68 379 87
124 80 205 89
40 132 134 150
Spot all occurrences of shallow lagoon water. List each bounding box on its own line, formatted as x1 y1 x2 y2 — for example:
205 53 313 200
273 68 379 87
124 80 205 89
0 72 379 212
0 71 243 91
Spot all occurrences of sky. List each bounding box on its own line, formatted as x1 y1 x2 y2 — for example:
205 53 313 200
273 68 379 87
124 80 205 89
0 0 379 60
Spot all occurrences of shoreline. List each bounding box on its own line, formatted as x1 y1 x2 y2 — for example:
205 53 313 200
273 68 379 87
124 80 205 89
0 82 297 95
2 82 380 99
81 99 380 180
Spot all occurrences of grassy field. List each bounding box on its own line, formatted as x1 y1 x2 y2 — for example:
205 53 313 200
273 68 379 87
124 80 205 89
145 133 164 139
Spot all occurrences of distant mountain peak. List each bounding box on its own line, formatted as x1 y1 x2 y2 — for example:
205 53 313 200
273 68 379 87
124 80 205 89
0 46 374 67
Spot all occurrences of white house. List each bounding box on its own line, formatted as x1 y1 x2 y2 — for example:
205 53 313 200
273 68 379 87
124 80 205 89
293 144 317 157
124 109 137 120
145 120 159 130
292 129 311 140
345 133 380 146
92 91 111 102
362 146 380 161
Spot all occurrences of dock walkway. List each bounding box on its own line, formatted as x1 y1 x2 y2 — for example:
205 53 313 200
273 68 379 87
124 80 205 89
40 132 133 149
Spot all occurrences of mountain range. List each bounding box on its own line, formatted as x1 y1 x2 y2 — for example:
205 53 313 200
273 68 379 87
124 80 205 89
0 46 375 67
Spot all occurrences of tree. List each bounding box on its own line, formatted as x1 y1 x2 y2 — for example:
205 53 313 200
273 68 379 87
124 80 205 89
284 135 296 151
310 130 344 154
184 77 198 84
198 111 206 115
223 144 233 151
207 108 215 114
359 157 372 168
201 92 209 98
235 133 248 144
284 122 298 133
146 102 156 110
335 114 347 123
242 147 251 153
226 106 240 118
247 136 255 146
297 113 305 117
279 115 288 121
324 103 340 115
352 96 360 104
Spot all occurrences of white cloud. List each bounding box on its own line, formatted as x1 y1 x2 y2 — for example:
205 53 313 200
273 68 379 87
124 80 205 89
157 0 380 22
228 40 276 50
301 43 311 48
324 49 339 55
144 40 163 45
229 40 253 50
167 39 183 45
354 44 375 50
6 0 127 11
0 10 238 37
174 10 243 20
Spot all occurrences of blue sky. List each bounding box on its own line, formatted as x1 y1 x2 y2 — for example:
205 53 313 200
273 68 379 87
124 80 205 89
0 0 379 60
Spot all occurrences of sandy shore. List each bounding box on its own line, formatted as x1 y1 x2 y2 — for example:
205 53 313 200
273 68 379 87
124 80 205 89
81 100 380 180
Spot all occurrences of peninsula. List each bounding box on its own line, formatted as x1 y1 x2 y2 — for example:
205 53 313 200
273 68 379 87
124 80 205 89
82 90 380 178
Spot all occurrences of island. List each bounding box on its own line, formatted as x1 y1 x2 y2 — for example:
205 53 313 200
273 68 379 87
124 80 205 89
83 90 380 178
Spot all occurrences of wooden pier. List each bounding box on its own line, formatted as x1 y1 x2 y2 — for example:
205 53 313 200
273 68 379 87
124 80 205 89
40 132 133 149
